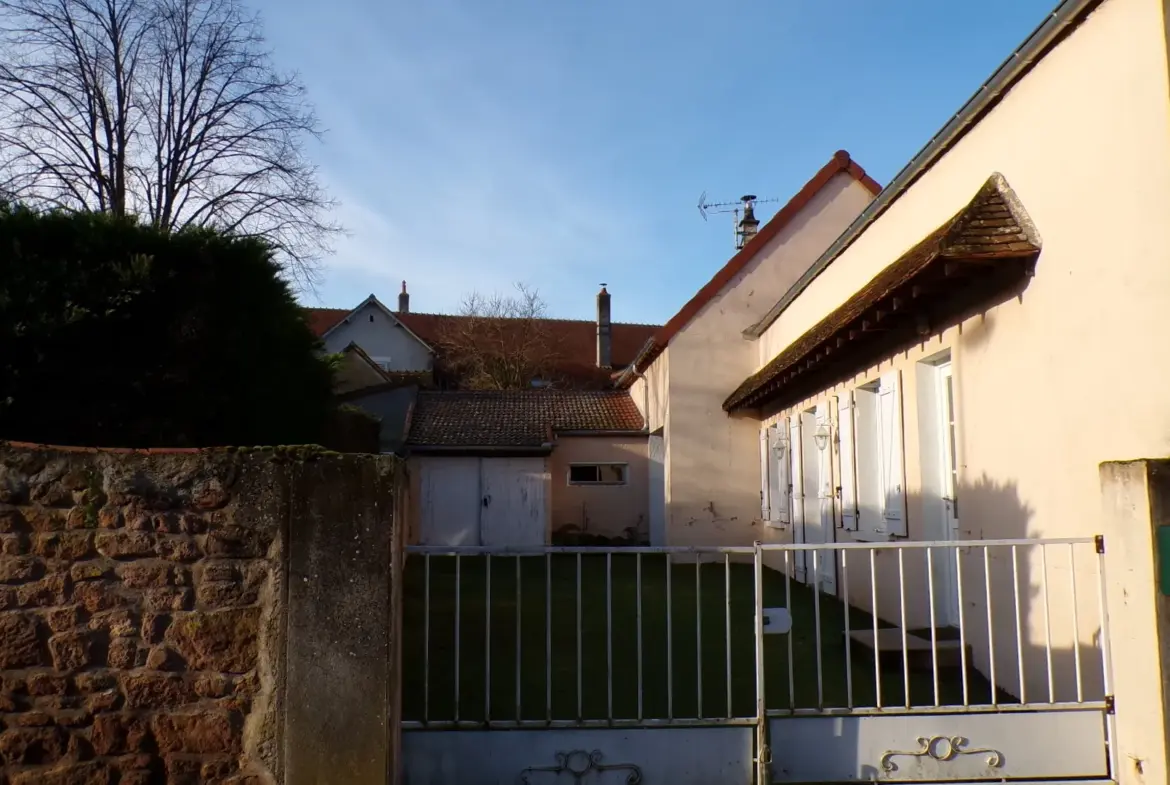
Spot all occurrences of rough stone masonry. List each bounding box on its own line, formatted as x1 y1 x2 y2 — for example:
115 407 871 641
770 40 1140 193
0 443 403 785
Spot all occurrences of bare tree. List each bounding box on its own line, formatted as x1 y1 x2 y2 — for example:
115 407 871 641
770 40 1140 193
0 0 336 285
434 283 565 390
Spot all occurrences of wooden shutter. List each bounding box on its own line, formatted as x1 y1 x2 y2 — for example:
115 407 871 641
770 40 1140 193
771 424 791 524
837 392 859 531
877 371 907 536
759 427 771 520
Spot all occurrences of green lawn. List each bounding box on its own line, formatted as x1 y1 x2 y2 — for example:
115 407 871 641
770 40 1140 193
401 554 1004 723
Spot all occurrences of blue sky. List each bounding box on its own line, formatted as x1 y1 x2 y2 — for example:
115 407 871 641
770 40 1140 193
257 0 1058 324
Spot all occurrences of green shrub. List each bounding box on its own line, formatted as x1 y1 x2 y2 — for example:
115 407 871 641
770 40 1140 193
0 204 334 447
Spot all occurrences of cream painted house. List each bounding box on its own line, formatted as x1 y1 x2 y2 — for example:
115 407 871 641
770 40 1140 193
708 0 1170 781
618 151 881 546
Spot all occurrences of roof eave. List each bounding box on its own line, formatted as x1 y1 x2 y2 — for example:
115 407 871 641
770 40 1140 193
742 0 1104 340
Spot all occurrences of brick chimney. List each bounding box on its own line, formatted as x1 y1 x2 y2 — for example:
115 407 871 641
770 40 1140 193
596 284 612 368
398 281 410 314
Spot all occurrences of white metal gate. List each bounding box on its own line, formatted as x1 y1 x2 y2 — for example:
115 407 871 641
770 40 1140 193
400 538 1115 784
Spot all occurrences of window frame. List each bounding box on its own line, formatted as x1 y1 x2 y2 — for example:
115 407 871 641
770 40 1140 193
566 462 629 486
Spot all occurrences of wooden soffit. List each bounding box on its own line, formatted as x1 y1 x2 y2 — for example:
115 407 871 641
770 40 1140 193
723 173 1040 414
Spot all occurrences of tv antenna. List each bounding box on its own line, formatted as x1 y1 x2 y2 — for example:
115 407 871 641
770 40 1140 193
697 191 780 250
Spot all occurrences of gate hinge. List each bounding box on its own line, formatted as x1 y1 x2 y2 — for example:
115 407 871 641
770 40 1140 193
1105 694 1115 714
1095 535 1105 554
755 745 773 765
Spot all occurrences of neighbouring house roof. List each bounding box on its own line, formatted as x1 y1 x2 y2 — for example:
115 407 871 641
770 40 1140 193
615 150 881 388
407 390 645 450
741 0 1104 341
723 173 1041 414
332 342 393 396
304 305 660 387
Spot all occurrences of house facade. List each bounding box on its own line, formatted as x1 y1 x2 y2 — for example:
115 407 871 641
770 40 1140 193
710 0 1170 780
619 151 881 547
404 390 648 545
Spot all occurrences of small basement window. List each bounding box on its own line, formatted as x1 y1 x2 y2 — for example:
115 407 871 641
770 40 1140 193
568 463 627 485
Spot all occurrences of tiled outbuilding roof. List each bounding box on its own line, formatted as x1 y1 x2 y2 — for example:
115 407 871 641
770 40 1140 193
407 390 645 448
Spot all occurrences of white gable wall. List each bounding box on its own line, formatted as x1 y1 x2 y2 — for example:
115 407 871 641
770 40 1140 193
660 173 876 547
322 301 433 372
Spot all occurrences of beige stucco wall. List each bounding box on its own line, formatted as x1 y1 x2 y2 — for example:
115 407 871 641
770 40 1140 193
662 173 876 547
549 435 649 540
755 0 1170 780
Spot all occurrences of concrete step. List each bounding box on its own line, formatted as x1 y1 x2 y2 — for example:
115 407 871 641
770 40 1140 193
846 628 969 670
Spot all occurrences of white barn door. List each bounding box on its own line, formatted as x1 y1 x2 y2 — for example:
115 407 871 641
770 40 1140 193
418 457 481 545
480 458 548 546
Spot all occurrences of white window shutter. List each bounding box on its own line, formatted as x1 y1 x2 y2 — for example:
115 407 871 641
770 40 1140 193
837 392 859 531
878 371 907 536
771 425 791 524
759 428 771 519
789 415 804 527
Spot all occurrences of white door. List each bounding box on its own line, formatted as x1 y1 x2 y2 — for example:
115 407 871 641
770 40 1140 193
648 434 666 545
418 457 482 545
480 458 548 546
936 363 961 626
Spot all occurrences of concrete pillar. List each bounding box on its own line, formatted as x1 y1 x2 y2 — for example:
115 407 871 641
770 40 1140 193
1099 459 1170 785
285 455 404 785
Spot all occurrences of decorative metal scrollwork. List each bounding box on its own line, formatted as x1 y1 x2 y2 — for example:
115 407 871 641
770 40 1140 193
518 750 643 784
879 735 1004 773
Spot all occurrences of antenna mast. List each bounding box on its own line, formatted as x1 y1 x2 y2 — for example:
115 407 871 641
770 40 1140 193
697 192 780 250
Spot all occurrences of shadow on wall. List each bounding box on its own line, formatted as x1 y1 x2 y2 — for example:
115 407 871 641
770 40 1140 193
838 475 1106 704
765 474 1109 781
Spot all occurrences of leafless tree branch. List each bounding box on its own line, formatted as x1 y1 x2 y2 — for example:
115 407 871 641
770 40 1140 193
0 0 338 286
434 283 566 390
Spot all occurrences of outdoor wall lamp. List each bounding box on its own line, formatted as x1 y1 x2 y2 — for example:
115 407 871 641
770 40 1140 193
814 422 830 452
772 428 788 458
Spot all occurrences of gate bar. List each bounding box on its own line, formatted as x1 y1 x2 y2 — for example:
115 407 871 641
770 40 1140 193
753 542 768 784
1041 546 1055 703
983 546 996 705
724 553 732 719
696 559 703 719
813 550 823 709
927 547 939 707
870 549 881 709
485 554 491 720
956 547 969 706
1096 539 1117 779
899 549 910 709
1070 543 1083 702
842 550 853 708
515 555 522 722
1012 545 1025 704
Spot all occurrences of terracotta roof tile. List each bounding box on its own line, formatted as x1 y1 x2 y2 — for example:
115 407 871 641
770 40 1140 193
407 390 645 448
304 306 659 387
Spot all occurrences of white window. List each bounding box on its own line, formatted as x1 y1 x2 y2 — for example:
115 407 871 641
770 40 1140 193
568 463 627 485
371 356 394 371
851 371 906 537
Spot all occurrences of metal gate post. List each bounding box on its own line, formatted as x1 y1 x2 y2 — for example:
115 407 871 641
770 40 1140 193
753 542 769 783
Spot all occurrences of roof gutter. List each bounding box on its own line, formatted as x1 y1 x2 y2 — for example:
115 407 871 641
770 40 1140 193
742 0 1103 339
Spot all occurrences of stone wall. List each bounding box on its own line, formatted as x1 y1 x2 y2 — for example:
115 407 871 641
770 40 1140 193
0 443 403 785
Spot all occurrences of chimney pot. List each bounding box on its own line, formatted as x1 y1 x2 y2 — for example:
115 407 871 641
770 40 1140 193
398 281 410 314
596 284 612 368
